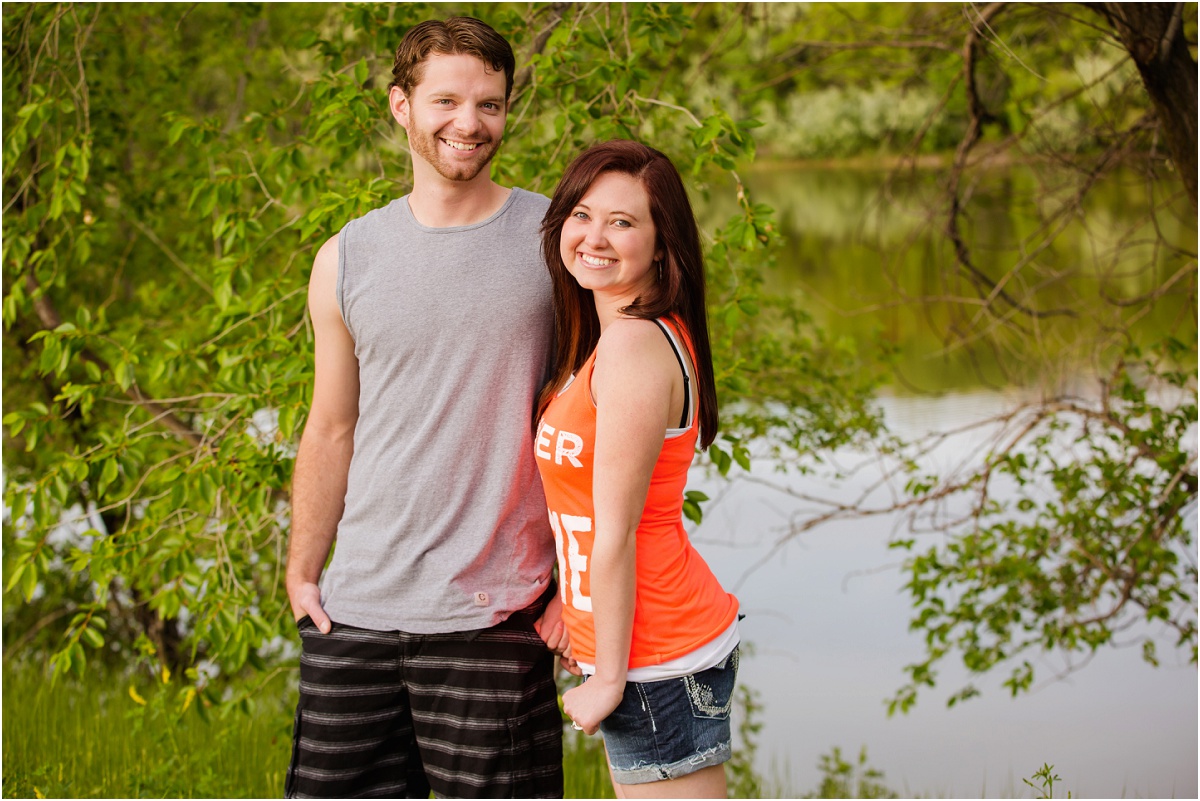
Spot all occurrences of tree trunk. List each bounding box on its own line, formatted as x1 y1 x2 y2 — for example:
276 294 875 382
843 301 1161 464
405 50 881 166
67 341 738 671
1100 2 1198 208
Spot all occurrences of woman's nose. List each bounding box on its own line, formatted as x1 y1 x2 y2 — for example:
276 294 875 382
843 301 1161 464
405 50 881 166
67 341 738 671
583 221 607 248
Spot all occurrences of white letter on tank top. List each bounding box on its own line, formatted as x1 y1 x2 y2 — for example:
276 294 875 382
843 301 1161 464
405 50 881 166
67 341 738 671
555 430 584 468
561 514 593 612
547 510 593 611
548 510 568 604
535 422 554 461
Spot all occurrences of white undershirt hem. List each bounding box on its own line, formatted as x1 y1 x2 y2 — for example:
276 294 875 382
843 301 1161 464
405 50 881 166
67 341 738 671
577 616 740 682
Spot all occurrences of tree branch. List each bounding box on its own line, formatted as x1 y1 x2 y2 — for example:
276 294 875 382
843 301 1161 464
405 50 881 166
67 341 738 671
512 2 569 100
943 2 1077 321
23 272 204 448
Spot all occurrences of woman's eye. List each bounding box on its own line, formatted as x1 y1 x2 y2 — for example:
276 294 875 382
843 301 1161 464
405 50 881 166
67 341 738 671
613 219 631 228
572 211 588 221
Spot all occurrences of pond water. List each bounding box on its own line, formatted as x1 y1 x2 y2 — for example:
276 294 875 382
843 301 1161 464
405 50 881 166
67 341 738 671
699 161 1196 392
688 164 1198 797
692 392 1197 798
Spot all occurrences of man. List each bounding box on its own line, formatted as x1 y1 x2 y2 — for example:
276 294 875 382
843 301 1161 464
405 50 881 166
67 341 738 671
285 17 565 798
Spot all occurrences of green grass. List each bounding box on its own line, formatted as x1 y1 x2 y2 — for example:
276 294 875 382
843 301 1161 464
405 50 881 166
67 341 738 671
563 729 617 799
0 658 1087 799
1 659 620 799
2 659 294 798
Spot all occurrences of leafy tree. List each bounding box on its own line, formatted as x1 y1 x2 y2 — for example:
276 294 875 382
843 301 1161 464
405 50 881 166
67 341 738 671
2 3 877 694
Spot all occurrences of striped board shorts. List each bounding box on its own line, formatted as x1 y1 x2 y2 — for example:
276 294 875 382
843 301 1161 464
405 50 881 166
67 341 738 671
284 598 564 798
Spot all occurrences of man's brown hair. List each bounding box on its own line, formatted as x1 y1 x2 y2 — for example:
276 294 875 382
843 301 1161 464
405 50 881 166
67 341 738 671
390 17 516 101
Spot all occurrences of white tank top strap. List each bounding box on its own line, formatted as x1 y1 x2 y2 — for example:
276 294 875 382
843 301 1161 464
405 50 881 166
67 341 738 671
652 317 695 436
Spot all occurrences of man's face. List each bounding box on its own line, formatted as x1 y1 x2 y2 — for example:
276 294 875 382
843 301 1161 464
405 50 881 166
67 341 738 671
391 53 508 184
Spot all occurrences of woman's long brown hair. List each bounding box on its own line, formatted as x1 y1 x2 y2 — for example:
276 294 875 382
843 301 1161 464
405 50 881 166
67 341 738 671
537 140 719 448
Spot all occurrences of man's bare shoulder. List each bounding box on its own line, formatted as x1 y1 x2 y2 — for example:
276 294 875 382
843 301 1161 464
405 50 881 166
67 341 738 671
311 232 340 282
308 233 343 322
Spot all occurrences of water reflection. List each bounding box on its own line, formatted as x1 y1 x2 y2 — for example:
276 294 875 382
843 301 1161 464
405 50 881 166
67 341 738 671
687 164 1197 795
697 163 1197 393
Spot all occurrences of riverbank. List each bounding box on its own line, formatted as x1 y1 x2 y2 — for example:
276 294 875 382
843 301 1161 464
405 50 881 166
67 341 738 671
744 145 1165 173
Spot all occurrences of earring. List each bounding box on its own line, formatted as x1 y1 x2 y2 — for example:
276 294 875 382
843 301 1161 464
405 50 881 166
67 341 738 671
657 260 663 282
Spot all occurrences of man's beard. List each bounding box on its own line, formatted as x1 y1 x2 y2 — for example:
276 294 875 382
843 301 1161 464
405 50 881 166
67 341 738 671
407 111 502 183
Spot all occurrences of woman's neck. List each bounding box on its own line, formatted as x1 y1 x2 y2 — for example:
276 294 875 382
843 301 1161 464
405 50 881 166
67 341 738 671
594 295 624 332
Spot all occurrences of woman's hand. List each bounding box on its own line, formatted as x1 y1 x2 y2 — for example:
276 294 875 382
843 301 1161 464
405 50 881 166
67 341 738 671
562 677 625 736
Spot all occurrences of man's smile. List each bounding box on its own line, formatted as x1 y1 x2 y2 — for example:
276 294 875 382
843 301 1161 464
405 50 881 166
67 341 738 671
441 138 481 151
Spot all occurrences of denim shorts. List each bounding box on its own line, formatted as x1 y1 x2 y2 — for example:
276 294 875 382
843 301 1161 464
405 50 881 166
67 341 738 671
598 646 739 785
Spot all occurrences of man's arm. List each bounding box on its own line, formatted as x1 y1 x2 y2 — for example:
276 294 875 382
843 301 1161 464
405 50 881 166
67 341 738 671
287 233 360 634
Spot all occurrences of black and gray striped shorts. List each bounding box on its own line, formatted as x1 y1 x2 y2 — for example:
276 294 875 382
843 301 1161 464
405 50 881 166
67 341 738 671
284 601 564 798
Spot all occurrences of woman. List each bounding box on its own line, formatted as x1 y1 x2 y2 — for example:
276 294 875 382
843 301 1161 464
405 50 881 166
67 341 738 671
534 140 741 798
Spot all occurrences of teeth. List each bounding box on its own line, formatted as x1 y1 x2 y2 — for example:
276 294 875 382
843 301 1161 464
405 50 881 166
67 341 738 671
580 254 616 267
442 139 479 151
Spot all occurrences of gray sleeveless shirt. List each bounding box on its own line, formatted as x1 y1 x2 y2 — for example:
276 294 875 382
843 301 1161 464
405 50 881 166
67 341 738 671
319 188 555 633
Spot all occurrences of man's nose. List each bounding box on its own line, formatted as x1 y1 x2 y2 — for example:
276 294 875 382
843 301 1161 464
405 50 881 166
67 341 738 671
453 107 483 136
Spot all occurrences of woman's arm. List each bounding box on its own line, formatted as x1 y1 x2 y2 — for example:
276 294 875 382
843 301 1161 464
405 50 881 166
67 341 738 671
561 318 683 734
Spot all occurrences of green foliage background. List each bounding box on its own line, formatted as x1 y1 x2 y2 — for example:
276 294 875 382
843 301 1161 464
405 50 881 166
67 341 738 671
3 0 1195 745
2 2 884 697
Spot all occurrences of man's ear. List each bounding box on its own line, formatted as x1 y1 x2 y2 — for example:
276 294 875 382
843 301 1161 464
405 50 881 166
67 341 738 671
389 86 409 130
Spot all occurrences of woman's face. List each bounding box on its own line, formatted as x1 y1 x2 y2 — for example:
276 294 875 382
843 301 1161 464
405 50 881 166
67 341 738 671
559 171 661 302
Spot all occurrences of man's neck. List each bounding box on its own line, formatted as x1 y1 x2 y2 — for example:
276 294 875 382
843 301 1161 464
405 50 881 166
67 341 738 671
406 171 512 228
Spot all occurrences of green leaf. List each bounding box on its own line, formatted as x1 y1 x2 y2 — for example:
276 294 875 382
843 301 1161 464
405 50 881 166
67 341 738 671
38 337 62 375
5 562 27 594
168 118 189 145
709 445 732 476
81 627 105 649
21 562 38 602
214 278 233 310
97 457 119 495
277 404 298 440
69 548 91 572
113 360 132 391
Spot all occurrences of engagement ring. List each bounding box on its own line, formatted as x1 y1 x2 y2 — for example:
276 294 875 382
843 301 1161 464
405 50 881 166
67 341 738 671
571 721 582 731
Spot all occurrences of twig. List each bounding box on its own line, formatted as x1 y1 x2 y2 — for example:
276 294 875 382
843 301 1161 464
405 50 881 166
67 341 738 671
124 214 214 297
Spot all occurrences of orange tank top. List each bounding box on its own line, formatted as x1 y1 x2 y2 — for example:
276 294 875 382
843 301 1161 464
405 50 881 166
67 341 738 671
534 318 739 667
